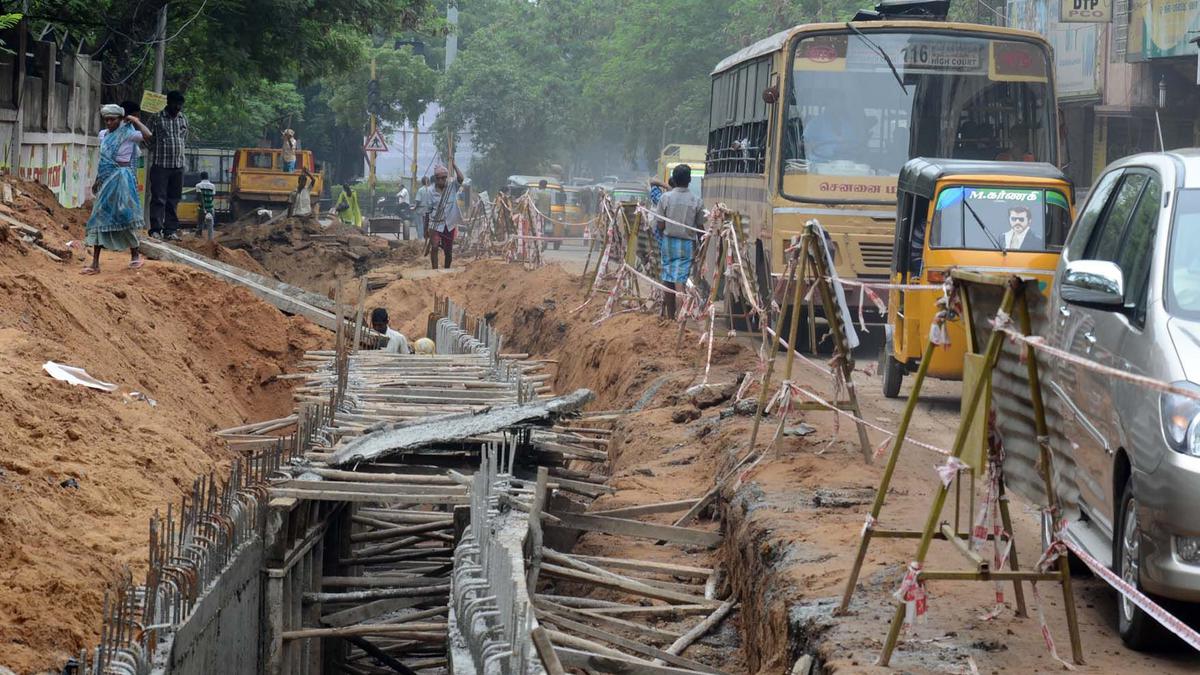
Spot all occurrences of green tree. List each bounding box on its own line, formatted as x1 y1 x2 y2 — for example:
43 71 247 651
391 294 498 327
325 44 439 132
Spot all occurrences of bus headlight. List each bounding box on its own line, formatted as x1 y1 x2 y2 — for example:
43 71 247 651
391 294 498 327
1160 382 1200 456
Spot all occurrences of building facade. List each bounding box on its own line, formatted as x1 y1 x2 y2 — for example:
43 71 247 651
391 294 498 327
1008 0 1197 190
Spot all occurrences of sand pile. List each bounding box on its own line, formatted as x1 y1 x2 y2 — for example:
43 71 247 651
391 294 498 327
211 215 424 297
366 260 755 410
0 185 327 672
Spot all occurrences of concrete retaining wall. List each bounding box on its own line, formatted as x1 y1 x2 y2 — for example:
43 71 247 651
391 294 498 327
152 539 265 675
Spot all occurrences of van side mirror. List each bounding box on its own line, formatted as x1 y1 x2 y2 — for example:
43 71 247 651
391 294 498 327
1061 259 1124 309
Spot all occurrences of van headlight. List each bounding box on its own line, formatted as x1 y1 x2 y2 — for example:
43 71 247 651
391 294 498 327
1160 381 1200 456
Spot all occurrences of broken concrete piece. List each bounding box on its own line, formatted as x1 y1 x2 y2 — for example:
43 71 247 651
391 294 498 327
784 423 816 437
671 407 701 424
686 382 735 409
329 388 595 466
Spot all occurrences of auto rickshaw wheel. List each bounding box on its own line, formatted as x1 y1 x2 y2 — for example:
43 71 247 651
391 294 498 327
880 337 904 398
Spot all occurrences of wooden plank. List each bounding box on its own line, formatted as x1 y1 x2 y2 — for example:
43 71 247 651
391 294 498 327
537 610 725 675
585 604 715 619
550 512 721 547
275 480 465 495
539 563 712 607
591 499 701 519
570 554 712 580
535 598 681 643
531 626 567 675
554 646 711 675
267 488 467 505
655 601 736 665
329 389 594 465
320 597 432 628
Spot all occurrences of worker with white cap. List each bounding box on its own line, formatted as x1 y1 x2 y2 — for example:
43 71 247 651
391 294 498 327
414 337 436 355
423 162 467 270
282 129 299 172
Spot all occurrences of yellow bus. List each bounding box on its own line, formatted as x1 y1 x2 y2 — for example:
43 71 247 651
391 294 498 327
704 7 1059 326
658 143 706 199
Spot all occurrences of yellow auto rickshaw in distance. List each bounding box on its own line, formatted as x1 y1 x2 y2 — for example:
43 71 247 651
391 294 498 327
880 158 1074 398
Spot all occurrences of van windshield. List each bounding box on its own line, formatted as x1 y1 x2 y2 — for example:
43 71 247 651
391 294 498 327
1168 189 1200 318
930 186 1069 251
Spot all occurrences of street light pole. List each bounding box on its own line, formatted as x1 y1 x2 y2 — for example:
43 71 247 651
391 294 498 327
368 54 378 217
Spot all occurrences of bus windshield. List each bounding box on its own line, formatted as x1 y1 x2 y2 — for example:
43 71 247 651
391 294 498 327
782 30 1054 204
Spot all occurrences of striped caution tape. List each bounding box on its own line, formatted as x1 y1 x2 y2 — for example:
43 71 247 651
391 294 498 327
1061 537 1200 652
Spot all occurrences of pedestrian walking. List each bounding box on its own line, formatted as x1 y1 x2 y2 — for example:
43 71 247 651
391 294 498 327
146 90 188 240
654 164 704 320
531 179 553 251
81 104 153 275
415 176 430 239
333 183 362 229
424 164 467 270
281 129 299 171
194 171 216 239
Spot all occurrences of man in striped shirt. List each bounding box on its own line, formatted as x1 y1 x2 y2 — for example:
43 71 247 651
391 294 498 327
146 90 188 240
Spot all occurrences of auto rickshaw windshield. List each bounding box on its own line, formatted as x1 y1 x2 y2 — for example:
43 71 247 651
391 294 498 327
930 185 1070 252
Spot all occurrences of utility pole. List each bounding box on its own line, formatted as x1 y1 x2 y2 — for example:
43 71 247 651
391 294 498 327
153 4 167 92
367 54 378 216
445 2 458 170
410 117 419 202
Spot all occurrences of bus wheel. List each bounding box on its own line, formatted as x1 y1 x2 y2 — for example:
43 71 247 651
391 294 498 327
881 337 904 398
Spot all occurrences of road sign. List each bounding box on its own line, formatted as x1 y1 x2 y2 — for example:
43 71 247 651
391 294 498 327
364 129 389 153
1060 0 1111 22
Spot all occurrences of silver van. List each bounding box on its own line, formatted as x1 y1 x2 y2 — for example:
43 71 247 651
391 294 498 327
1047 150 1200 648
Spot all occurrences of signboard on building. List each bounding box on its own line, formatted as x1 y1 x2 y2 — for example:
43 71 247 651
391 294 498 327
1060 0 1112 22
1129 0 1200 59
1010 0 1102 98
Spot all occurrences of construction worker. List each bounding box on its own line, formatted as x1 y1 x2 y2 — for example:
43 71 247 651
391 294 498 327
333 183 362 229
369 308 411 354
423 164 467 270
531 179 553 251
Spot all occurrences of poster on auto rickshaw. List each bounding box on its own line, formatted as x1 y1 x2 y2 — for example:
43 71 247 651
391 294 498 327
931 186 1070 252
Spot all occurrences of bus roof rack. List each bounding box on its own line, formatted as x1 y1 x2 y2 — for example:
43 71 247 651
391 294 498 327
853 0 950 21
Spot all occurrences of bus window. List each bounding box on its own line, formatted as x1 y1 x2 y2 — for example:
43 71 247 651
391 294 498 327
781 32 1053 202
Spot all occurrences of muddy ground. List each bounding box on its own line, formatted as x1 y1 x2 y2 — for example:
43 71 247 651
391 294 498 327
362 258 1200 674
0 182 326 672
5 197 1199 673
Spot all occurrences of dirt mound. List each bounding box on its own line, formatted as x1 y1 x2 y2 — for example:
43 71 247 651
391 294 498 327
176 238 271 276
0 195 326 671
367 261 756 410
214 215 424 297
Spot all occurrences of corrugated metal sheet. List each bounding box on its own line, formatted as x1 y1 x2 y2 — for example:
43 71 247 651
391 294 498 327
960 278 1081 518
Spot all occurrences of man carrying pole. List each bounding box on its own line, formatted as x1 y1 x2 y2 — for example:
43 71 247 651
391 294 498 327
424 163 467 270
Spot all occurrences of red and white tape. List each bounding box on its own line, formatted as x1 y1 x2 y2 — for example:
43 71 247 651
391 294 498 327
1062 537 1200 651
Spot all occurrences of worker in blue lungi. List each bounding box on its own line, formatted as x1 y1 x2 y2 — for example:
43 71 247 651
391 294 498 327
653 164 704 320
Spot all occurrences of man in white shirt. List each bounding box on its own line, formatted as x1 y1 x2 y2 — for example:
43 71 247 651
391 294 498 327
414 176 430 240
424 163 468 270
1003 205 1043 251
369 308 411 354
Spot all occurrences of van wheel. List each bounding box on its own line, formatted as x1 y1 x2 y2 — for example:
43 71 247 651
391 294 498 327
1115 477 1161 649
880 337 903 398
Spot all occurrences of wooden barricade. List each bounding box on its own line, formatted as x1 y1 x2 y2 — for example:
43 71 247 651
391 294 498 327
837 270 1083 667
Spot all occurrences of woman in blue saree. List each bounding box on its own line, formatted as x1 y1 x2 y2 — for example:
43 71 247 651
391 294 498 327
82 104 153 274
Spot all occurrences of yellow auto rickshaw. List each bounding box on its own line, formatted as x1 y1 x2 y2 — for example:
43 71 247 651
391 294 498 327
881 158 1074 398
